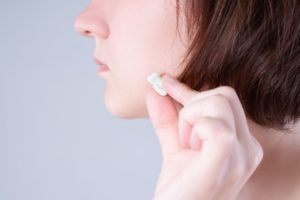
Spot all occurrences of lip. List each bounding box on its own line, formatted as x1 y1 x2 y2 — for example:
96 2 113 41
93 56 107 66
93 56 110 75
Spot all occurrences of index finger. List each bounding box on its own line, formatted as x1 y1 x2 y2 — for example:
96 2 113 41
161 74 253 144
161 74 198 106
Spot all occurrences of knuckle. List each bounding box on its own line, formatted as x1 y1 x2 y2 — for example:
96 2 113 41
210 93 229 104
207 94 231 112
221 132 236 151
178 108 188 120
245 143 264 171
212 119 236 151
253 144 264 167
250 138 264 167
214 118 234 136
218 86 238 98
196 117 235 148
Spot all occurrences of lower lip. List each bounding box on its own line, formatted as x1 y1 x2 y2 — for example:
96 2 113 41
98 65 110 76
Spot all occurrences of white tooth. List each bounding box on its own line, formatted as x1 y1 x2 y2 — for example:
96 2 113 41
147 72 167 96
147 72 159 84
153 84 167 96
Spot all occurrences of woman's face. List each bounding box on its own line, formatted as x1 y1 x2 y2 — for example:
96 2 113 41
74 0 188 118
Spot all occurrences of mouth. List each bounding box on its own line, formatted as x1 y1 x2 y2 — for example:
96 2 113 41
93 56 110 73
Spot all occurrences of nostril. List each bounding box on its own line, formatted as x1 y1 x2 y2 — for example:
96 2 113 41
84 30 91 36
74 14 110 39
74 18 91 37
74 24 91 37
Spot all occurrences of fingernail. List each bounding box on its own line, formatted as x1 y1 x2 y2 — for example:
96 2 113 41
162 74 177 85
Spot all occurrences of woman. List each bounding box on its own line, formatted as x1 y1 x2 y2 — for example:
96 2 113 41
74 0 300 199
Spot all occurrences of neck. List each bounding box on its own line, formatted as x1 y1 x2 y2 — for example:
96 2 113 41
238 119 300 199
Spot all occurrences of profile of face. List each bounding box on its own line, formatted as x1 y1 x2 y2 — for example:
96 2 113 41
74 0 188 118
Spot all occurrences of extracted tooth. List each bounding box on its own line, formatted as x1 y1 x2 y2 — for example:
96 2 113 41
153 83 167 96
147 72 167 96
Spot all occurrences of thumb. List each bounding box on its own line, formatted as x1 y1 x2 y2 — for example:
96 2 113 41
146 87 181 158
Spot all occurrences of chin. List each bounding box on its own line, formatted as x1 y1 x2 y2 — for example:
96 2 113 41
103 96 149 119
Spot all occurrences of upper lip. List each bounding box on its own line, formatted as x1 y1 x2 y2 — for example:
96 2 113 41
93 56 106 66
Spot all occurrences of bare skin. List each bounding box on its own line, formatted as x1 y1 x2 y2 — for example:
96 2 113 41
236 120 300 200
146 74 300 200
74 1 300 199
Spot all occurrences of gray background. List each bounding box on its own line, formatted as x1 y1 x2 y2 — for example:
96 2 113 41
0 1 162 199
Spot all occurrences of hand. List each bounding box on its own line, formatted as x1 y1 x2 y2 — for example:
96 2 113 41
146 74 264 200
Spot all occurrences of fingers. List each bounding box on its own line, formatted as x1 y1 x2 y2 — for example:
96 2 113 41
180 94 236 130
244 134 264 172
179 94 236 149
183 96 264 188
178 118 193 149
146 87 181 158
184 86 252 143
192 117 236 165
149 73 264 199
179 116 238 193
162 74 252 145
148 73 263 167
161 74 198 106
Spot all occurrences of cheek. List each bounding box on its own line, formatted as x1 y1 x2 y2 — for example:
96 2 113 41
102 1 186 118
108 0 180 70
103 33 185 118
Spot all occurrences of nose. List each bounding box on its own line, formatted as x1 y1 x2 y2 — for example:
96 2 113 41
74 7 109 39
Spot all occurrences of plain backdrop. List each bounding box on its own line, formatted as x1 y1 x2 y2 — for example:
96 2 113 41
0 1 162 199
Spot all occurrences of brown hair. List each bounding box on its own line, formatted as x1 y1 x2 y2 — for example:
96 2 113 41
175 0 300 132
